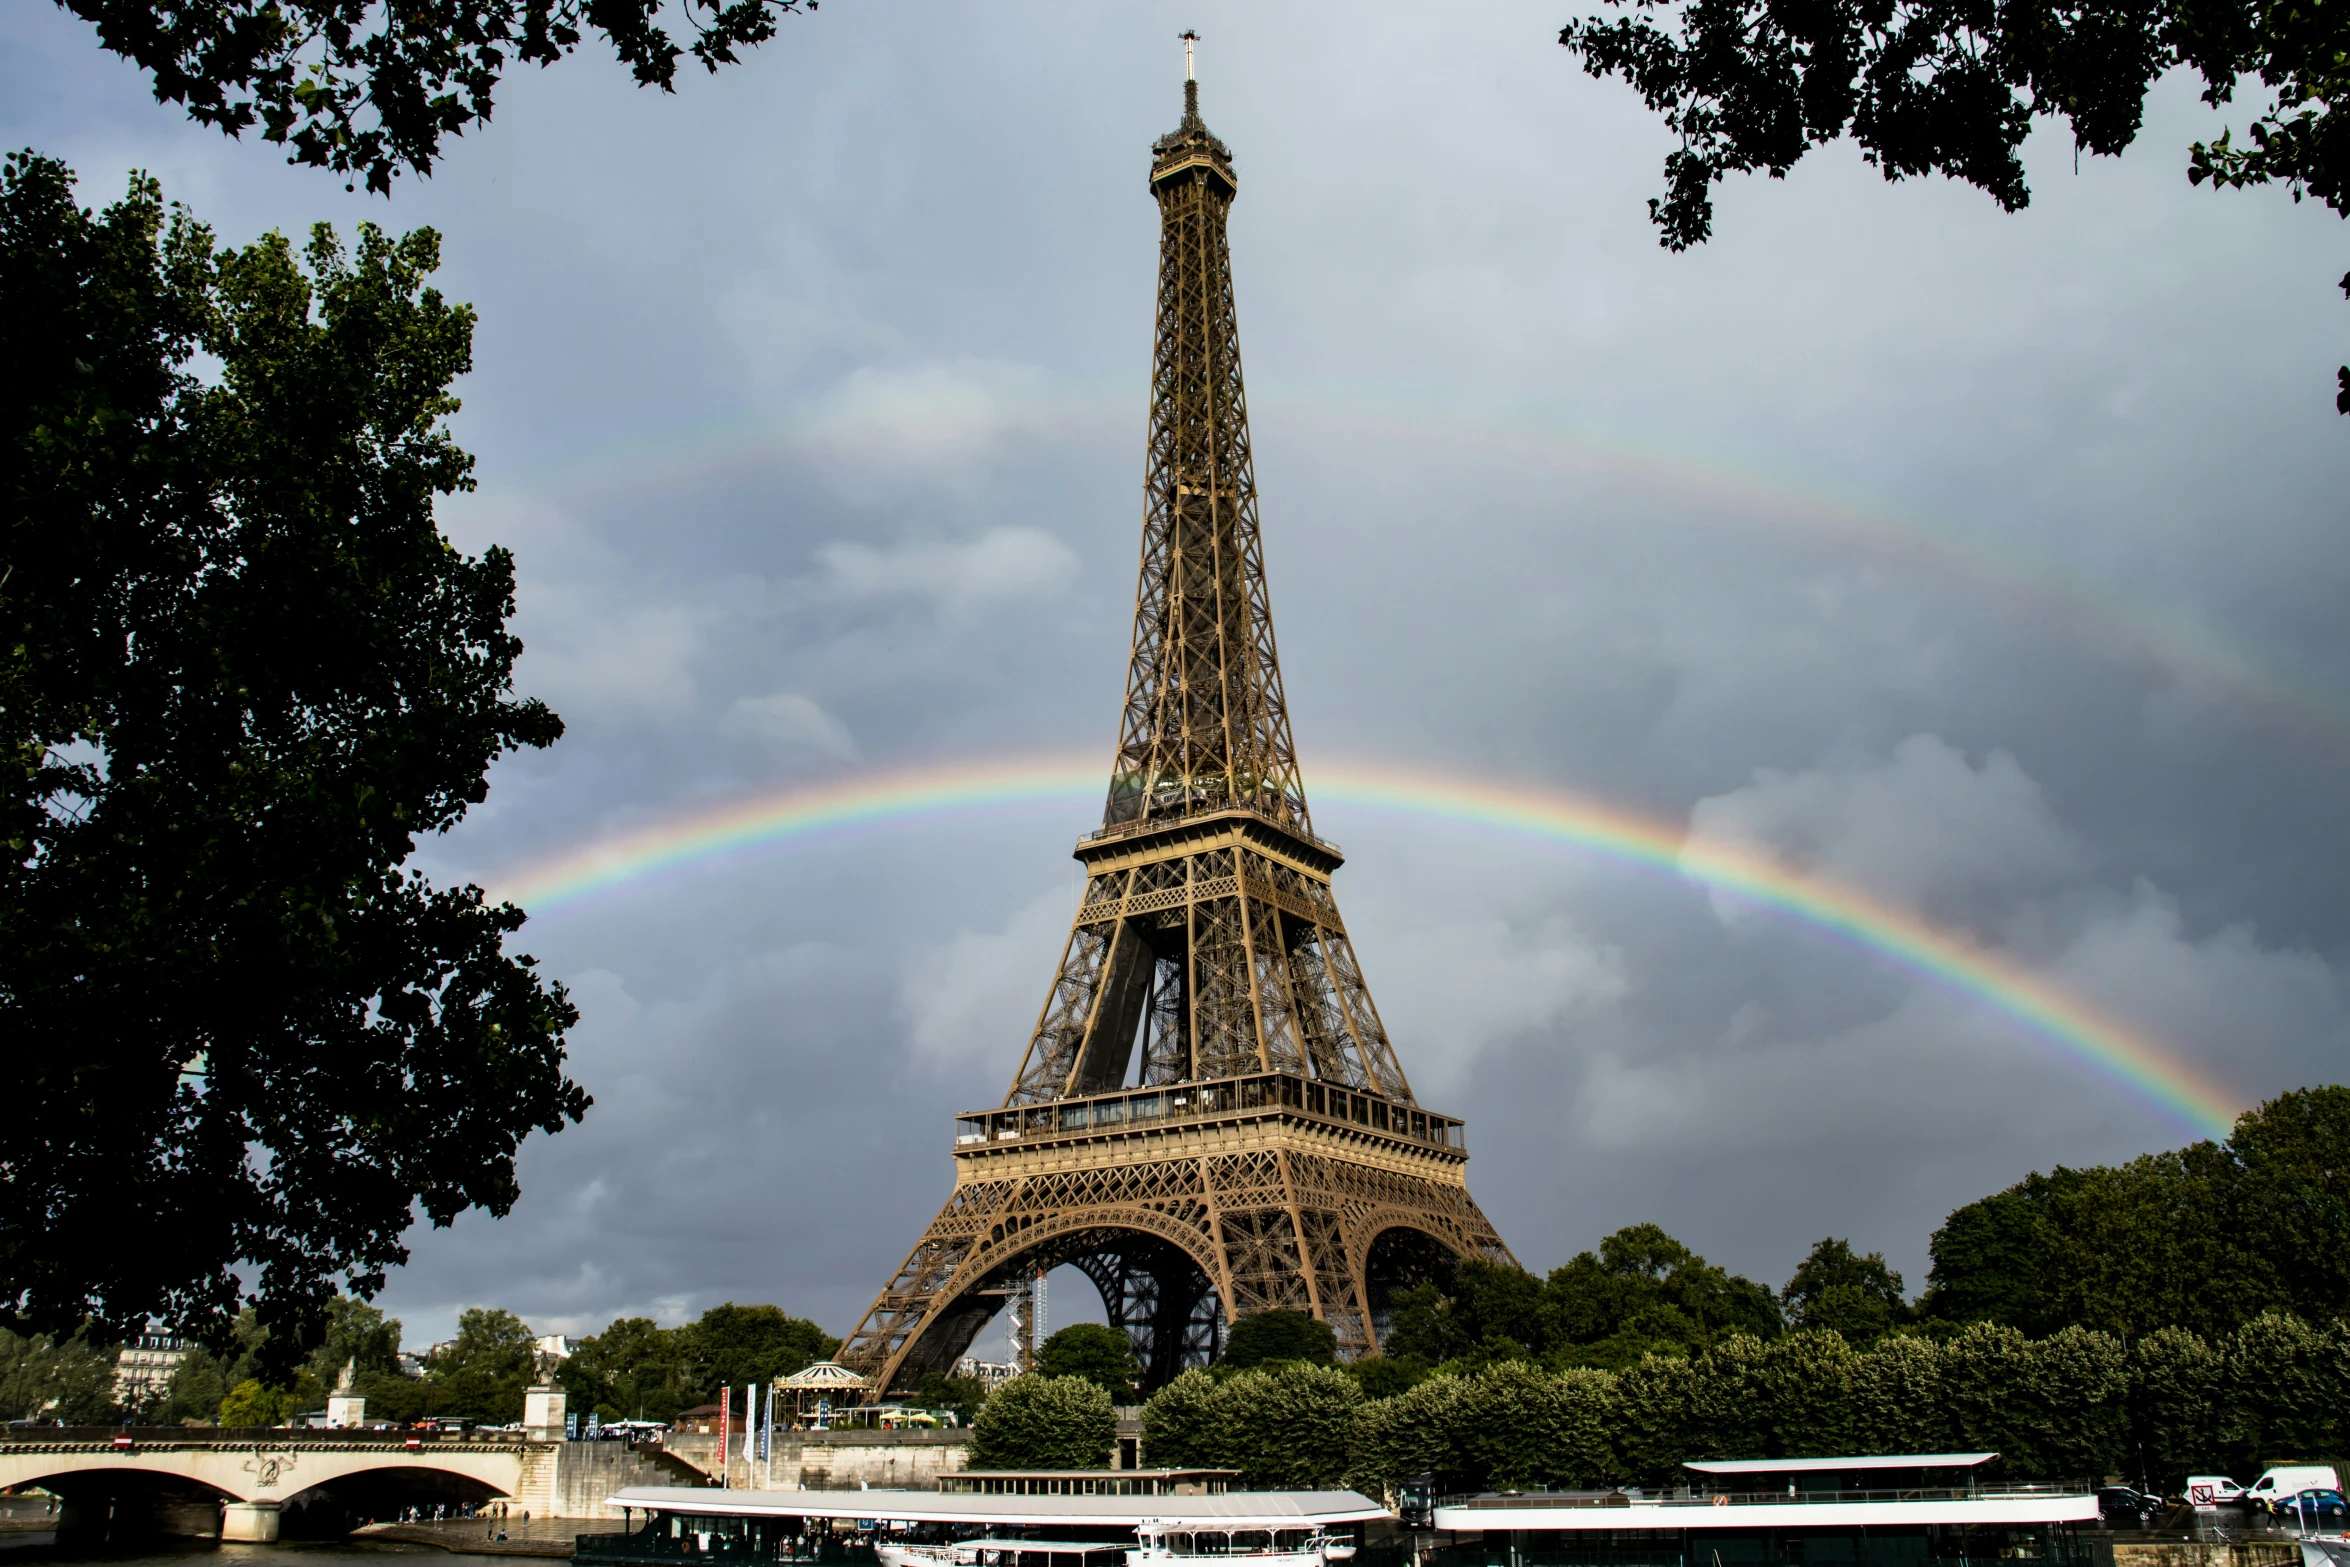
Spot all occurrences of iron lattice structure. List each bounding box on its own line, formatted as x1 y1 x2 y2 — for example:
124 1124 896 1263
836 74 1513 1400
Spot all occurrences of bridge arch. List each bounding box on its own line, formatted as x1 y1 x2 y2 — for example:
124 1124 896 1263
0 1439 534 1513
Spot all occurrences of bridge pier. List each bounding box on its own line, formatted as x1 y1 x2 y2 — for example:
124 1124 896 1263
222 1501 282 1543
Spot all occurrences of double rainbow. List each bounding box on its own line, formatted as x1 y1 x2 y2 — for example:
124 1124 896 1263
485 755 2243 1142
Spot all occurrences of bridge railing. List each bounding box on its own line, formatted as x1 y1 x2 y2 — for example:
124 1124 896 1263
0 1427 547 1446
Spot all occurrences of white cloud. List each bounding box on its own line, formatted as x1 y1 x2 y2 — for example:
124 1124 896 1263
2041 880 2350 1091
799 358 1054 483
815 525 1080 618
900 885 1077 1070
1362 911 1630 1095
1685 734 2083 923
717 691 859 759
515 584 712 721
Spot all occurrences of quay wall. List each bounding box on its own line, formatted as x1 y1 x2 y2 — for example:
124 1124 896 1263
658 1429 973 1493
2099 1543 2301 1567
547 1441 710 1520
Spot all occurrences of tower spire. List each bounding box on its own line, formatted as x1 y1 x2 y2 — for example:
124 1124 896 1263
1116 38 1282 835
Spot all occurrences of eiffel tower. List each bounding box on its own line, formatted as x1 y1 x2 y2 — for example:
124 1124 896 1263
836 50 1513 1400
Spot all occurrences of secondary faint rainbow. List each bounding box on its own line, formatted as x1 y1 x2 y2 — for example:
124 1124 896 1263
470 379 2350 759
486 756 2242 1141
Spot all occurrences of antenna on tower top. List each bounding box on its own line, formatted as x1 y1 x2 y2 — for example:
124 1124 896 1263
1180 29 1197 82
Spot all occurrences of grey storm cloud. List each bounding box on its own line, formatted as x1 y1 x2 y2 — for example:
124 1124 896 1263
5 0 2345 1346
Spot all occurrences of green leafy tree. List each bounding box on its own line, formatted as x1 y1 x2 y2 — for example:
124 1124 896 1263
1206 1363 1364 1489
300 1296 435 1420
2130 1325 2222 1488
967 1374 1115 1470
1347 1370 1473 1495
428 1307 537 1424
1612 1352 1700 1486
1036 1324 1139 1400
1542 1225 1783 1370
915 1371 989 1427
1455 1361 1616 1491
1758 1329 1864 1458
1139 1367 1224 1469
2230 1087 2350 1315
1222 1310 1338 1370
1847 1332 1952 1456
2215 1310 2346 1471
1383 1261 1557 1366
684 1304 838 1403
1942 1321 2127 1481
218 1377 299 1426
1921 1090 2349 1341
0 1327 122 1423
561 1317 700 1424
360 1365 441 1425
53 0 817 196
1556 0 2350 414
1782 1239 1909 1346
1381 1284 1464 1365
1918 1185 2051 1330
302 1296 403 1389
1345 1356 1431 1400
1 153 586 1373
161 1343 231 1423
154 1307 273 1423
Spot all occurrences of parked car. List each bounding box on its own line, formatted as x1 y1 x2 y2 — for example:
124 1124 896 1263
2098 1487 2162 1528
2272 1490 2349 1532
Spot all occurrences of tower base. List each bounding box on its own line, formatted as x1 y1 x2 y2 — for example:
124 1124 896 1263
839 1081 1510 1396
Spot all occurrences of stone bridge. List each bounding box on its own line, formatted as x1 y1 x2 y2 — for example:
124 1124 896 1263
0 1428 569 1543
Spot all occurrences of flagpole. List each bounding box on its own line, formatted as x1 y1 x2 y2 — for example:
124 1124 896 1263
718 1386 732 1489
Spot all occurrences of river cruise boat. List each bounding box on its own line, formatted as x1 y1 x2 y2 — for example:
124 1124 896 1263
876 1539 1131 1567
579 1485 1387 1567
939 1471 1239 1499
873 1530 1349 1567
1432 1454 2097 1567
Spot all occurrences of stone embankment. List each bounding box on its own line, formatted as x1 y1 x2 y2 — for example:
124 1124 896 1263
659 1428 973 1492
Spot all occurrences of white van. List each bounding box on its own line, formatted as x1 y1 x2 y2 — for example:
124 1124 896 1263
2188 1476 2246 1509
2247 1466 2340 1506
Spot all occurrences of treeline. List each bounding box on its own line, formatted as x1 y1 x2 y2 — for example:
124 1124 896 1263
18 1298 840 1429
0 1329 123 1425
1382 1086 2350 1378
1096 1311 2350 1495
556 1305 837 1424
1923 1085 2350 1339
136 1300 548 1427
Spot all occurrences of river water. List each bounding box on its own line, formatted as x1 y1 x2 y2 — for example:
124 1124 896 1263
8 1543 518 1567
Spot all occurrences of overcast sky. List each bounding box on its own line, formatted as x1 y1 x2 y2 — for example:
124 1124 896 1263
9 0 2347 1354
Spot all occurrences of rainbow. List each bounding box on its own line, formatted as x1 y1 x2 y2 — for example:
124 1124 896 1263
484 755 2243 1141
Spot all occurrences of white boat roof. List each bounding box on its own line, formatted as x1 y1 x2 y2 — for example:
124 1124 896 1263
1683 1453 1999 1475
606 1487 1388 1530
1434 1493 2093 1533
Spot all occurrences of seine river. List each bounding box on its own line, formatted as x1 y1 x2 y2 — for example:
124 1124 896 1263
11 1544 519 1567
